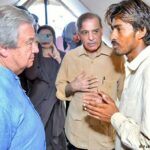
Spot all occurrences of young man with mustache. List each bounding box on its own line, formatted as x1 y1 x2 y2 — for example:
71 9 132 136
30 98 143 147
83 0 150 149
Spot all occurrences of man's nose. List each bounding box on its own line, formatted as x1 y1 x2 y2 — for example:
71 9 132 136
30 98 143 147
88 32 94 40
32 42 39 54
110 29 118 41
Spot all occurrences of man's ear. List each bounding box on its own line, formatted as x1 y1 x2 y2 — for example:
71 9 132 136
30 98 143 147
0 46 9 57
136 27 147 39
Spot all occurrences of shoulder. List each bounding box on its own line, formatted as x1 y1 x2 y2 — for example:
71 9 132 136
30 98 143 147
63 46 82 59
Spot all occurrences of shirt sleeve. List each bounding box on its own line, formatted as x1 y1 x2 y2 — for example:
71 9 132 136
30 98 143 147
55 53 72 101
0 107 12 149
111 67 150 149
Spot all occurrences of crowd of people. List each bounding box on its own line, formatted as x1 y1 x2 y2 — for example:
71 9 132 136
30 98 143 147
0 0 150 150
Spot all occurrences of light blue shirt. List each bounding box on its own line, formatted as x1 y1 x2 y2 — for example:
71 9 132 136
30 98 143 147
0 66 46 150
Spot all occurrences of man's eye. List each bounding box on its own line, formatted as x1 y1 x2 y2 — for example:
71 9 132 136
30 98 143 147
80 30 88 35
93 29 99 34
26 41 33 46
116 27 121 32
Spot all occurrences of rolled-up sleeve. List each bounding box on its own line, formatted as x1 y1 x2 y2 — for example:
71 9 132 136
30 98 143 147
111 66 150 149
55 54 72 101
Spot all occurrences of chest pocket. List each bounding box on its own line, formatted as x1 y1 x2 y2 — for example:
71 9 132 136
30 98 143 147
97 79 117 101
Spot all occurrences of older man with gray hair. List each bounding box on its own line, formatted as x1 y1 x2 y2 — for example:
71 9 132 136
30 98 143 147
0 5 45 149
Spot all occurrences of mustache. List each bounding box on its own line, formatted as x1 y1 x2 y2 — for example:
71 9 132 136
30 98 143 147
88 41 96 44
111 40 119 46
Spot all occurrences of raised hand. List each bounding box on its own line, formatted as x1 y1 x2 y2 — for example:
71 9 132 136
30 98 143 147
49 43 62 63
83 91 119 122
70 72 99 92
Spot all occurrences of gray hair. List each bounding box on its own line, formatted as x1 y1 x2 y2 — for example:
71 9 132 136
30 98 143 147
0 5 35 48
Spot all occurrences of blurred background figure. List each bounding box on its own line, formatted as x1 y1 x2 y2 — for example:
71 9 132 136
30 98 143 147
62 21 81 51
25 25 67 150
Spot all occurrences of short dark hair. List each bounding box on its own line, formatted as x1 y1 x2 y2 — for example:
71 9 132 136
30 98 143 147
37 25 56 44
105 0 150 45
77 12 102 31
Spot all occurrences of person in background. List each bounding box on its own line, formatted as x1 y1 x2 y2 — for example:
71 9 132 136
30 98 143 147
0 5 45 149
25 25 67 150
62 21 81 51
61 21 82 112
83 0 150 149
56 12 125 150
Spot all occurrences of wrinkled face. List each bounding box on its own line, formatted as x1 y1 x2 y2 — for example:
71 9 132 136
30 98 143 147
38 29 53 49
11 23 39 74
110 18 139 58
79 17 103 52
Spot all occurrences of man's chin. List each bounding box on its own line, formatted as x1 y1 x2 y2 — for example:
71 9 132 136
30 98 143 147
27 62 33 68
114 49 123 56
84 46 100 53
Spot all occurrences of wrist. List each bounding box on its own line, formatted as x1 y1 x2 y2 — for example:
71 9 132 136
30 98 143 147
65 82 76 97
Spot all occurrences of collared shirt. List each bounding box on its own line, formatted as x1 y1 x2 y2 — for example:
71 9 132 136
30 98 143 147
56 42 125 150
0 66 46 150
111 45 150 150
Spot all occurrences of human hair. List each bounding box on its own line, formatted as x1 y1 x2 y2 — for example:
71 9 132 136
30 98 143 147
37 25 56 44
0 5 35 48
105 0 150 45
77 12 102 31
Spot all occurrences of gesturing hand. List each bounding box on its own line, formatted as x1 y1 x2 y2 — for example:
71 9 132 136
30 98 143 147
70 72 99 92
83 91 119 122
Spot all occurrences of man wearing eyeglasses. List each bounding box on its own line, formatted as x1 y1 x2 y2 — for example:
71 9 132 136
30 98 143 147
56 12 125 150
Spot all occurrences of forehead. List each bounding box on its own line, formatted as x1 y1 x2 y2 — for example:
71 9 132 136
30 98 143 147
17 23 35 46
111 18 132 28
39 29 52 34
80 18 101 30
18 23 35 38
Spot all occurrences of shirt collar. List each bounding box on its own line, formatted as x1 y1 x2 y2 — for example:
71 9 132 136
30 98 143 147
126 45 150 71
0 65 19 80
78 42 112 57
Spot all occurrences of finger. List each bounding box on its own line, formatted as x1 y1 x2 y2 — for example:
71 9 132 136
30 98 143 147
47 51 52 57
86 76 98 84
85 105 108 120
88 82 99 89
84 105 102 117
88 114 100 120
88 113 109 122
83 93 102 105
83 92 100 100
88 77 99 84
98 91 114 104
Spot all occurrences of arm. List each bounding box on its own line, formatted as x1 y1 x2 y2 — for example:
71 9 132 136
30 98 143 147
55 53 72 101
56 53 99 100
83 67 150 149
111 67 150 149
65 72 98 97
